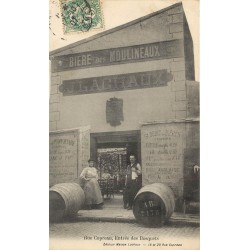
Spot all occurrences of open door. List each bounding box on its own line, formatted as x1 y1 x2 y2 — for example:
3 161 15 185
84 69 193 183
90 130 141 193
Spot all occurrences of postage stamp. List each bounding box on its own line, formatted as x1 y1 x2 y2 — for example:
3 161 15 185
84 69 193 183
60 0 104 34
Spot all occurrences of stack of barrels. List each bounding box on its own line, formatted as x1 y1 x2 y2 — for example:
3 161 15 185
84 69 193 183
49 183 85 222
133 183 175 227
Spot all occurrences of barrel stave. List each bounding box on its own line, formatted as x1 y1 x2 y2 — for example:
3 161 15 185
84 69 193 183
133 183 175 227
49 183 85 222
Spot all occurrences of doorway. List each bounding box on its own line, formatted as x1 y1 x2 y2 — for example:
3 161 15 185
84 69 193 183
90 130 141 198
97 147 127 192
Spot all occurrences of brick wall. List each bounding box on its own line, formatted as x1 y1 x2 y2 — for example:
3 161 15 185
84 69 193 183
186 81 200 118
49 74 61 131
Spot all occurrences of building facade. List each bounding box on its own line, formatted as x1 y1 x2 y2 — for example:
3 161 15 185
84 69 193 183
49 2 199 205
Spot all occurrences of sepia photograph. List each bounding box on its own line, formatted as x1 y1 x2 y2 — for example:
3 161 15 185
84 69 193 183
49 0 200 249
3 0 250 249
3 1 250 250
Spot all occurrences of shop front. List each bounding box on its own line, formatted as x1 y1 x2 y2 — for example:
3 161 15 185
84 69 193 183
49 2 199 209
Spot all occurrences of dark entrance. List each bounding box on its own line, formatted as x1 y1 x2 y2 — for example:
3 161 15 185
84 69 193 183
90 130 141 192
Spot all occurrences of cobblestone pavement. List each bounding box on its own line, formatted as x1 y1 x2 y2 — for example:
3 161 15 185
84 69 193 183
50 221 200 239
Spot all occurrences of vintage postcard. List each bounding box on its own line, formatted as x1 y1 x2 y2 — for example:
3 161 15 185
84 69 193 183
49 0 200 249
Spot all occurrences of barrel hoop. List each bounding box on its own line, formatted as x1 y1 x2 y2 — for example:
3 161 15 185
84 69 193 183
51 184 74 212
49 183 85 216
133 191 167 227
135 184 175 217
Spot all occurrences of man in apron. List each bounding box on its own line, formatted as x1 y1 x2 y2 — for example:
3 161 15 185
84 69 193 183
123 155 142 210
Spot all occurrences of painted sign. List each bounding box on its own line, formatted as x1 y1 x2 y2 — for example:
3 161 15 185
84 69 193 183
141 123 185 198
51 39 184 72
49 131 78 186
49 127 90 186
59 70 173 96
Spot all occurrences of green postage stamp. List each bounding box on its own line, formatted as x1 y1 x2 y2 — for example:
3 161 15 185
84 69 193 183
60 0 104 33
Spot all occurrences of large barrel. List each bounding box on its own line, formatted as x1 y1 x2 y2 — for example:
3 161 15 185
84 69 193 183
133 183 175 227
49 183 85 222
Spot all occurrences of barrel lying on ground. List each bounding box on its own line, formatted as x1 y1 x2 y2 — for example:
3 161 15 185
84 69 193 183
49 183 85 222
133 183 175 227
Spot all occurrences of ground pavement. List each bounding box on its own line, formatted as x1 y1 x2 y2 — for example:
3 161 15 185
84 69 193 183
77 194 200 226
50 195 200 250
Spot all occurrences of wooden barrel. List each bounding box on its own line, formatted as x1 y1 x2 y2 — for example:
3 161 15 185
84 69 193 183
49 183 85 222
133 183 175 227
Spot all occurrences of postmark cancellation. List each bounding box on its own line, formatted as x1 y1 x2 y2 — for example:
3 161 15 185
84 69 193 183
60 0 104 34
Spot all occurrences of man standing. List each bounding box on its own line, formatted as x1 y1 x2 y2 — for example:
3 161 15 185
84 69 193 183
123 155 142 210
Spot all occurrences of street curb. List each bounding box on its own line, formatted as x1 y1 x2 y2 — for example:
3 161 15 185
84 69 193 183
167 219 200 227
76 215 200 227
77 215 136 223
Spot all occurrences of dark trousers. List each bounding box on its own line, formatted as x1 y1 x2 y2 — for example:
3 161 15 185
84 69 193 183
123 179 140 208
